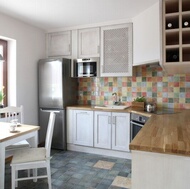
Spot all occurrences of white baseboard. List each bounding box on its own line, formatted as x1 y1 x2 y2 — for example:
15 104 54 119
67 143 132 160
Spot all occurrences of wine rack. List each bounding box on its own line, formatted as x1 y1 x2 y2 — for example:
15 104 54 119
162 0 190 70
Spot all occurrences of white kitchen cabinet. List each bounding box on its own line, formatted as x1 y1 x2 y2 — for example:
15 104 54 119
47 31 71 57
94 111 130 151
100 23 133 77
133 2 160 66
78 27 100 58
94 111 112 149
73 110 93 147
66 109 74 144
112 112 130 152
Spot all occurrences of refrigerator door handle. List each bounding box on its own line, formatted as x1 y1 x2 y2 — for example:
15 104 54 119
40 108 60 113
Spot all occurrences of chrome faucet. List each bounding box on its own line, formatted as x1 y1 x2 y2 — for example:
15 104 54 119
112 92 121 105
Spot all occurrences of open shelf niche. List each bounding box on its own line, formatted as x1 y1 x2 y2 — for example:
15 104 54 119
163 0 190 65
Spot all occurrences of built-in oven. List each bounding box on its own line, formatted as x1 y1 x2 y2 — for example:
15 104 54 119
130 113 149 142
73 57 100 77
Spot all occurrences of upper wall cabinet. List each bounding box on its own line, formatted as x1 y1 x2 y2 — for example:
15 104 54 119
133 2 160 66
47 31 71 57
78 27 100 58
100 23 133 77
161 0 190 74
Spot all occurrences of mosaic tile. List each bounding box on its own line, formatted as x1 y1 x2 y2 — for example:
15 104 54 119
111 176 131 188
185 82 190 87
186 98 190 103
186 76 190 81
93 160 115 170
78 66 190 109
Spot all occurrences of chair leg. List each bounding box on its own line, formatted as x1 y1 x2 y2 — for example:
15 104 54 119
47 163 52 189
27 169 30 177
32 168 37 182
11 166 16 189
15 170 18 187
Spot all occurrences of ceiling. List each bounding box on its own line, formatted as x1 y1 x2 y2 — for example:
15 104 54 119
0 0 159 31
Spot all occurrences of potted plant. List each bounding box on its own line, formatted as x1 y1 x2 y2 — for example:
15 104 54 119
132 96 146 109
0 86 5 108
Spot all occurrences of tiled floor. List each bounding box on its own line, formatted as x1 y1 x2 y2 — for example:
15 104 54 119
5 150 131 189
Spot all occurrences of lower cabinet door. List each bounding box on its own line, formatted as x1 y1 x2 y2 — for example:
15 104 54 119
73 110 93 147
112 112 130 152
94 111 112 149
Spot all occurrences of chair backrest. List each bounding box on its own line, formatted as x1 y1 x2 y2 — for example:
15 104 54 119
45 112 56 158
0 105 24 123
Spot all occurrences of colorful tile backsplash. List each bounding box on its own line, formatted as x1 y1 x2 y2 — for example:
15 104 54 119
78 65 190 109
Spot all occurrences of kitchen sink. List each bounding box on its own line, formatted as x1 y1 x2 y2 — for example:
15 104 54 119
94 105 130 110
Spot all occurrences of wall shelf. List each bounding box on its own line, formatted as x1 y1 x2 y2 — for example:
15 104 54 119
161 0 190 73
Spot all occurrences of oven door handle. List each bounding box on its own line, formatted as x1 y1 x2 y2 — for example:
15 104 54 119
130 121 144 127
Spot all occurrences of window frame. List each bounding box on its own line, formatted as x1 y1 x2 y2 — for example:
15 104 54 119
0 39 8 106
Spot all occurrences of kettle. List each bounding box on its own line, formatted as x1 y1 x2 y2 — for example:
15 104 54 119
145 103 156 112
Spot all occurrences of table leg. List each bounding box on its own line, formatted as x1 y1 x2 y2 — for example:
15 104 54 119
0 143 5 189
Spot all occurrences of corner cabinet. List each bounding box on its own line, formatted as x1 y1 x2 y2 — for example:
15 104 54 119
78 27 100 58
94 111 130 152
47 31 71 57
73 110 93 147
100 23 133 77
161 0 190 74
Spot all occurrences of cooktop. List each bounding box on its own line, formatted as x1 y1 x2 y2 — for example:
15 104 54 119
152 108 180 115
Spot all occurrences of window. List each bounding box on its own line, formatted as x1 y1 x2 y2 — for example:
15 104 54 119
0 39 7 106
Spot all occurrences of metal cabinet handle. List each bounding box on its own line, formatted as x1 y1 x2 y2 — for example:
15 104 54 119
80 112 88 114
69 44 71 53
112 116 116 125
108 116 111 124
40 109 60 113
130 121 143 127
97 45 100 54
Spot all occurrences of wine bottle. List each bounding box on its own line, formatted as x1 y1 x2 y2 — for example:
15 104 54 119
166 50 179 62
167 23 172 29
183 21 189 28
166 19 179 29
172 54 178 61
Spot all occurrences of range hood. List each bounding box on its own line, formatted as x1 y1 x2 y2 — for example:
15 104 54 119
133 59 160 68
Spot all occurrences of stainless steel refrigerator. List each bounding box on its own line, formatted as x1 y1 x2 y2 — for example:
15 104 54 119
38 58 77 150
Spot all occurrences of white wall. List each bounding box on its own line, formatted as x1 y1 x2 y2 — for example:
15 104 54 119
0 12 46 125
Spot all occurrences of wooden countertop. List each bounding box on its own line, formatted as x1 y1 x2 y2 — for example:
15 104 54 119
67 104 149 114
130 110 190 156
67 105 190 156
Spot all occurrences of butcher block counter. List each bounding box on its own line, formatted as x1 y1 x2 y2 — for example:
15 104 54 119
130 110 190 156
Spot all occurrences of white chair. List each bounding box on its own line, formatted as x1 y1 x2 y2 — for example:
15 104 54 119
0 106 30 157
0 106 24 123
11 111 56 189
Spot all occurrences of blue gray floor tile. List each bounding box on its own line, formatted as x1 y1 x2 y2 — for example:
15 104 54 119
5 150 131 189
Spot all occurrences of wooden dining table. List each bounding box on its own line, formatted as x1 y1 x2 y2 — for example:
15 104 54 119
0 122 40 189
